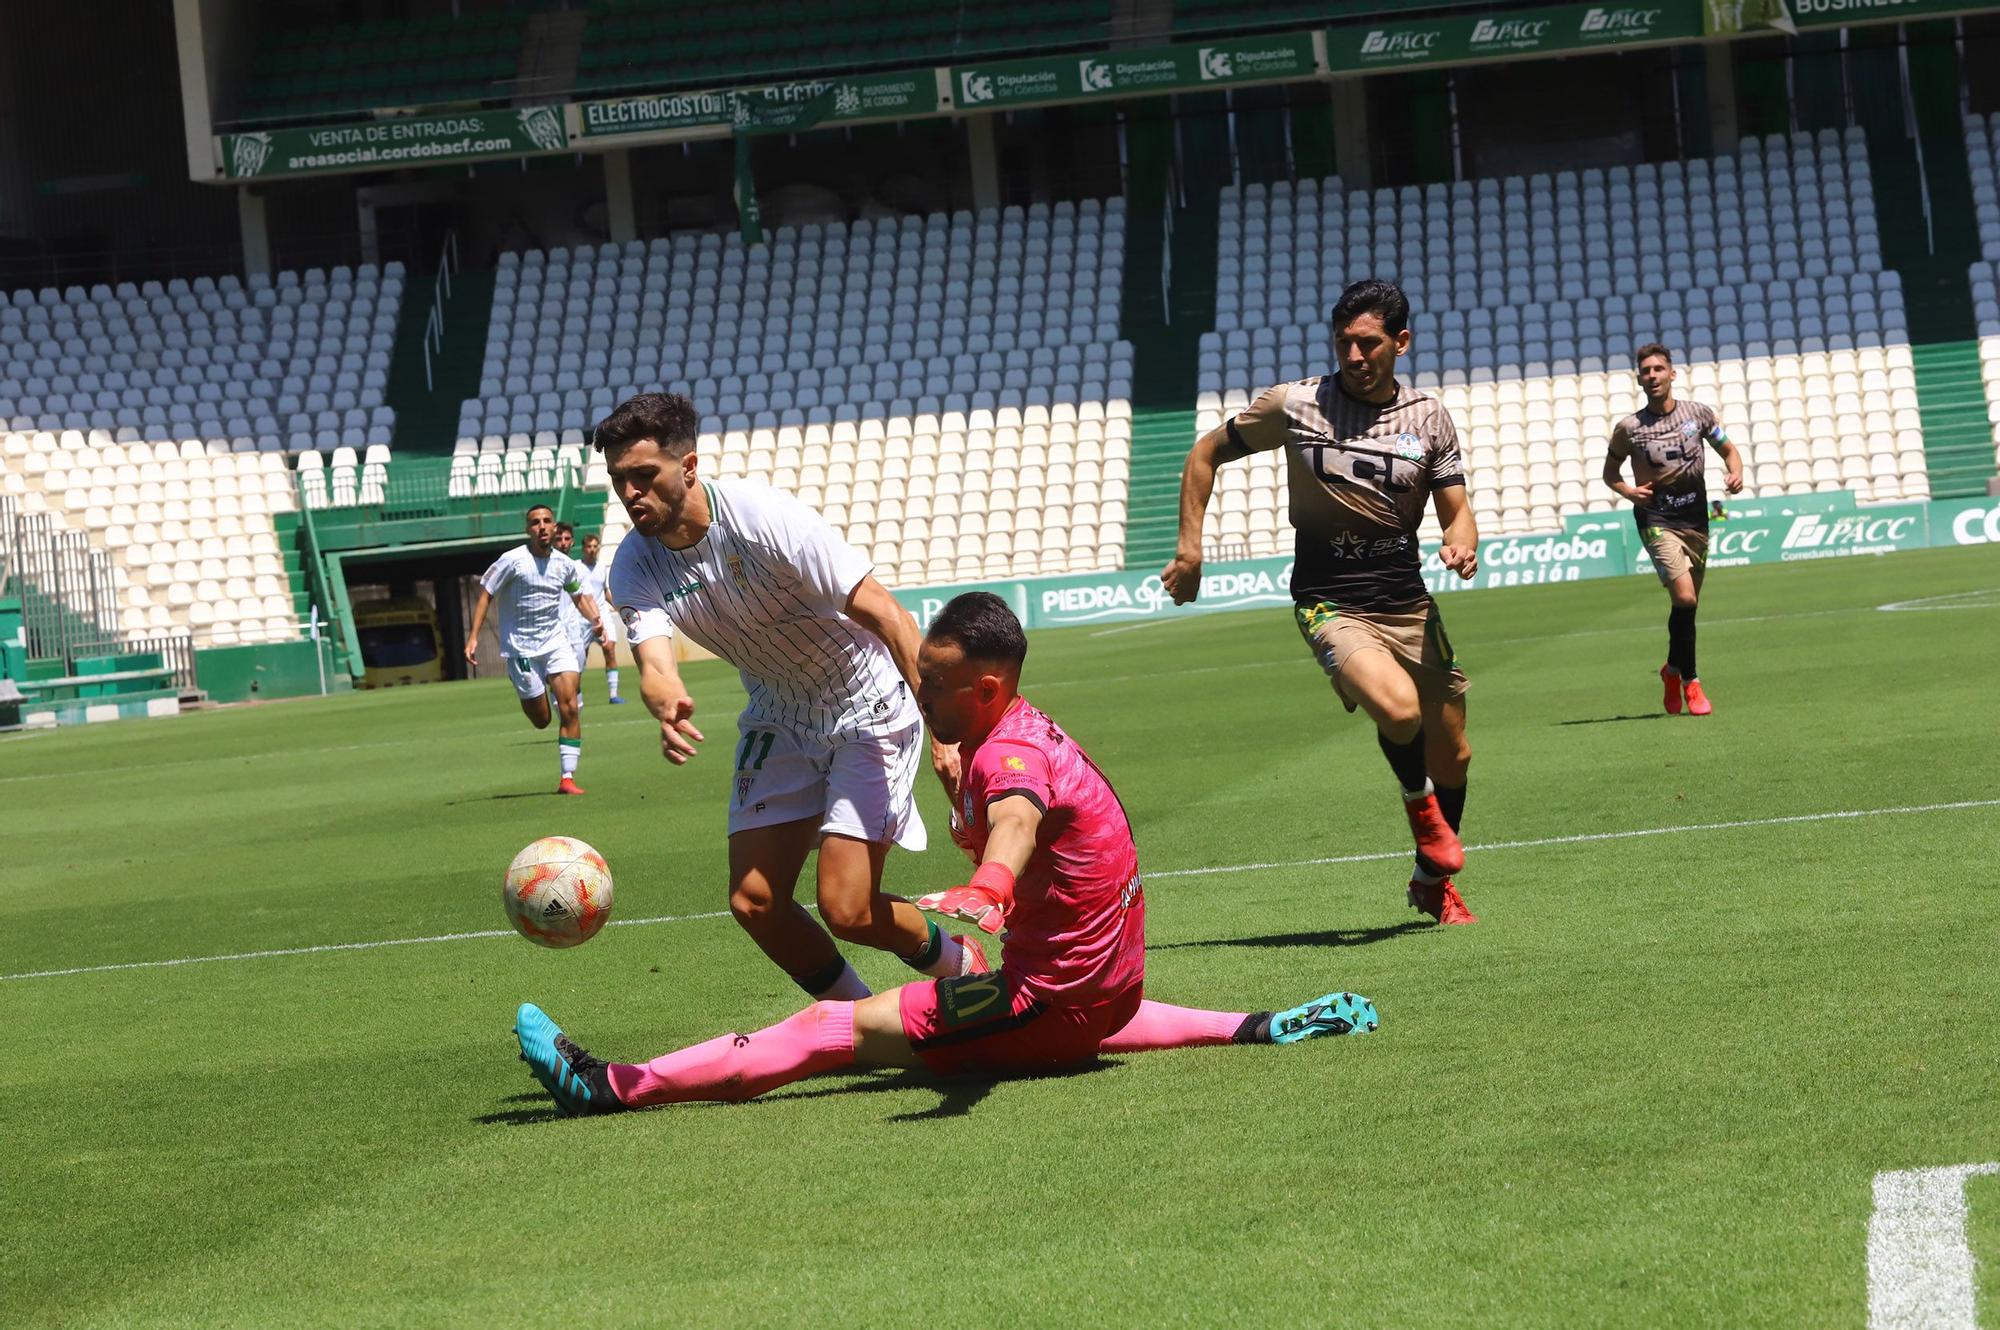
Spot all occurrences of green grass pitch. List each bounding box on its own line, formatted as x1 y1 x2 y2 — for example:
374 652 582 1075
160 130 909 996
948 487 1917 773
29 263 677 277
3 546 1998 1327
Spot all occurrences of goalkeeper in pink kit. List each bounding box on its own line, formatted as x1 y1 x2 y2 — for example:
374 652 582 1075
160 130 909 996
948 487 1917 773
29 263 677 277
513 593 1376 1115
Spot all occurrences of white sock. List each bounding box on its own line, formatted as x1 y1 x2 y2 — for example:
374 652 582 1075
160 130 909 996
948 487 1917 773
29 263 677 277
1411 864 1444 886
811 960 871 1000
919 932 967 979
1401 776 1435 803
559 741 579 778
606 668 620 698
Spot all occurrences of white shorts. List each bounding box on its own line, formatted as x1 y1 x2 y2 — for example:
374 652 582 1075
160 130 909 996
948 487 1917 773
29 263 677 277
567 622 599 664
504 642 580 701
728 713 928 852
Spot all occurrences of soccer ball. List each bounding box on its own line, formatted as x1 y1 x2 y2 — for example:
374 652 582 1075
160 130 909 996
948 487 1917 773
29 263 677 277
503 836 614 948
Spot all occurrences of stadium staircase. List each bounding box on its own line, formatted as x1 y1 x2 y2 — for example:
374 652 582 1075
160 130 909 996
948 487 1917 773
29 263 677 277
1120 98 1224 572
1861 30 1996 499
385 265 495 457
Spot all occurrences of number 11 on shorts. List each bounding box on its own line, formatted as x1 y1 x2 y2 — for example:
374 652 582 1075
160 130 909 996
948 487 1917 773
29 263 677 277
736 731 775 771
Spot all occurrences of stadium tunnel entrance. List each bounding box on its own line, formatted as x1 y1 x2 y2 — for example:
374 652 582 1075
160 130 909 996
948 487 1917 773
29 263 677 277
331 533 600 689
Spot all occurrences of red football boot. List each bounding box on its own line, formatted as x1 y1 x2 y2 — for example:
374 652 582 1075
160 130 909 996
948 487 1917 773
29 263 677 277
1660 664 1683 715
1683 678 1712 716
557 775 586 795
1407 877 1478 925
1403 791 1465 875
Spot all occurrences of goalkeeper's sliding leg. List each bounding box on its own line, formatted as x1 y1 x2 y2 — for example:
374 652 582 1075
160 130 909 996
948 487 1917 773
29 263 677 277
514 979 1376 1116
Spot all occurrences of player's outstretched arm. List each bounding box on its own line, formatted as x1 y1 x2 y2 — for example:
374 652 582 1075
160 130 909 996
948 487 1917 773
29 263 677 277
1432 484 1479 580
464 588 493 666
844 574 962 796
632 636 704 764
1713 431 1746 494
917 794 1042 934
1161 425 1251 604
574 591 607 643
1603 424 1651 504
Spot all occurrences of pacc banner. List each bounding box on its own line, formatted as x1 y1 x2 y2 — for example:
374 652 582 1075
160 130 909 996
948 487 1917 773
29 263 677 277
222 107 570 179
949 31 1318 110
1326 2 1705 73
890 495 1985 633
578 71 936 140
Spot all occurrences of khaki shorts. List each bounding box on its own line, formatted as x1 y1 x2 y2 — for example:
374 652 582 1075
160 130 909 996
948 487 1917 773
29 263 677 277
1294 599 1470 709
1641 525 1709 588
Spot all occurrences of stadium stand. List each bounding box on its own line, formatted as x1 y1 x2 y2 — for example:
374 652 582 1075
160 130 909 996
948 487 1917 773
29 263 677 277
236 13 529 124
459 201 1134 586
0 265 405 645
1968 111 2000 474
574 0 1112 97
1193 128 1926 549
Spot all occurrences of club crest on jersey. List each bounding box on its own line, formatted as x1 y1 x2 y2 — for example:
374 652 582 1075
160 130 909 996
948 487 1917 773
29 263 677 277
1391 432 1425 461
1681 421 1700 438
1003 756 1026 771
726 554 750 593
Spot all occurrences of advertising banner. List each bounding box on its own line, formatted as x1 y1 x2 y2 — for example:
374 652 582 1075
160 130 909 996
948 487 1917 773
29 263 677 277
888 494 1978 634
578 70 937 141
1325 2 1706 74
949 31 1318 110
222 106 570 179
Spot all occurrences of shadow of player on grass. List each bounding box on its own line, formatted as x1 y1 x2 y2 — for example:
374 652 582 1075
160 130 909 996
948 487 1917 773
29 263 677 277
1557 713 1671 726
476 1060 1116 1126
1152 919 1431 951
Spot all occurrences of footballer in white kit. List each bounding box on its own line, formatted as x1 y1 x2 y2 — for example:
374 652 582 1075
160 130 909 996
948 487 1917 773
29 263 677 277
465 504 605 795
554 522 623 706
596 392 985 1002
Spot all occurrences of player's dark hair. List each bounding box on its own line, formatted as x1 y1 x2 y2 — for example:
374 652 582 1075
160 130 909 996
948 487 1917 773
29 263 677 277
925 592 1028 670
525 504 554 520
592 392 700 457
555 521 575 537
1331 279 1410 337
1635 342 1673 366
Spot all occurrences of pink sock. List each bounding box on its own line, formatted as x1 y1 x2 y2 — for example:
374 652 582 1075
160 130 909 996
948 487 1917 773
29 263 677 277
606 1001 856 1107
1096 1000 1250 1053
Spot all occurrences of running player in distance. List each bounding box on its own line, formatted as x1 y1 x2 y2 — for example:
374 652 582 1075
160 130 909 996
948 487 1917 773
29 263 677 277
596 392 977 1004
579 531 625 704
1162 279 1479 926
513 593 1376 1117
1602 343 1744 716
464 505 605 795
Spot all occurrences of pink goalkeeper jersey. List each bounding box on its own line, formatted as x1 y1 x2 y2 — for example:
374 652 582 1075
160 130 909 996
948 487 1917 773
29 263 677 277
951 696 1146 1004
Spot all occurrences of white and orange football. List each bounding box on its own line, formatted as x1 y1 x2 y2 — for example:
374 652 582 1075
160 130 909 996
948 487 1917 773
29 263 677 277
503 836 614 948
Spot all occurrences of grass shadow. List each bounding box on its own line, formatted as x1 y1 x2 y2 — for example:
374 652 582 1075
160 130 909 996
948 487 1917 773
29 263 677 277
444 791 561 805
1153 920 1431 950
477 1061 1117 1126
1557 713 1669 726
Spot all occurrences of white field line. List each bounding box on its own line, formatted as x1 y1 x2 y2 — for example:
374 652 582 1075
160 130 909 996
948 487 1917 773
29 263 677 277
6 798 1996 984
1866 1163 2000 1330
1144 799 2000 880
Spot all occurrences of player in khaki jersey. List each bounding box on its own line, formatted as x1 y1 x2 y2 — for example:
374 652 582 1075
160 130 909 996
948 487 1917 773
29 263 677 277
1163 279 1480 926
1602 343 1744 716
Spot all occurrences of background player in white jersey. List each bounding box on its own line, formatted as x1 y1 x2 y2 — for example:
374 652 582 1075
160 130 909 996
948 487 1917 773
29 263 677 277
554 523 625 708
594 392 981 1002
1602 343 1744 716
580 531 624 704
464 505 605 795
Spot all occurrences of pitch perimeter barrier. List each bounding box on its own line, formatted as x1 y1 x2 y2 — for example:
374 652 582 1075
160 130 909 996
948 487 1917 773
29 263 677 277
891 497 2000 630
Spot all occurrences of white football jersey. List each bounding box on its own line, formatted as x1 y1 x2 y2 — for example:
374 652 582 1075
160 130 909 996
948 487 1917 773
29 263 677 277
480 545 587 657
561 558 605 635
608 478 916 738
